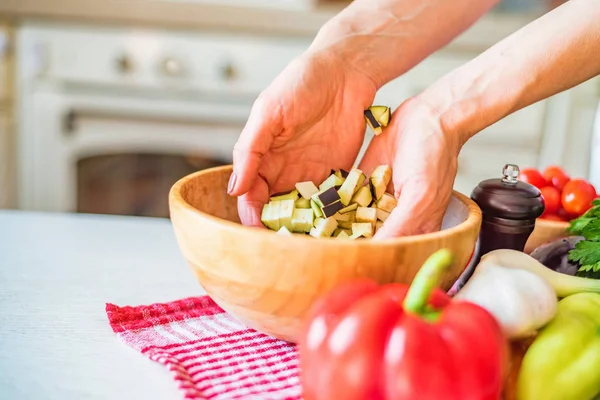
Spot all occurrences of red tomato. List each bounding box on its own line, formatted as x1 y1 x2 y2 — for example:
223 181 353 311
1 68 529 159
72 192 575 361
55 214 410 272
539 186 561 215
543 166 570 191
518 168 547 189
561 179 597 216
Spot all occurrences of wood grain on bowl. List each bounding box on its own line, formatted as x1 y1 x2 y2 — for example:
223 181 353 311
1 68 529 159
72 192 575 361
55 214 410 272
525 218 570 254
169 165 483 342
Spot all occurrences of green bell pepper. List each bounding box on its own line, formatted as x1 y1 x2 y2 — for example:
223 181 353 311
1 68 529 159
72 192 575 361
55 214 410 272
517 292 600 400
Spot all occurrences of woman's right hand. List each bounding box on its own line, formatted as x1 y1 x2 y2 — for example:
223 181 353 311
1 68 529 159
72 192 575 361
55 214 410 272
227 50 378 227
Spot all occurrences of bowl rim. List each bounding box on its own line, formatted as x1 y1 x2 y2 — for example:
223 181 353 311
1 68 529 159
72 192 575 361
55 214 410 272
169 165 483 247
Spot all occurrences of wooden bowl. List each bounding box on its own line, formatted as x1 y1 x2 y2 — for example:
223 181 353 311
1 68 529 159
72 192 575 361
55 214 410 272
168 165 482 342
524 218 570 254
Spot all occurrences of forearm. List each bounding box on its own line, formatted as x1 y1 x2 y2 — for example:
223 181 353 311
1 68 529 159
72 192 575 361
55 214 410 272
420 0 600 146
308 0 499 88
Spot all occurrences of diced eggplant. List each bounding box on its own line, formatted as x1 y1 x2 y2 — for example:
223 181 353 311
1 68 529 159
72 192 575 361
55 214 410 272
333 228 344 237
314 217 325 228
376 193 397 213
356 207 377 226
335 169 350 179
351 186 373 207
310 199 323 218
319 174 338 191
364 109 382 135
375 220 384 233
278 199 295 231
292 208 314 233
270 189 299 202
376 207 390 222
295 181 319 199
295 197 311 209
310 217 338 238
338 169 366 206
312 186 341 208
370 165 392 200
338 203 359 214
322 200 344 218
333 211 355 222
369 106 391 127
336 230 350 239
337 221 354 230
277 226 293 236
352 222 374 238
261 203 280 231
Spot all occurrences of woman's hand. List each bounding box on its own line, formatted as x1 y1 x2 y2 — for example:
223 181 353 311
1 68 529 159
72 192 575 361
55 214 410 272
359 97 462 238
228 51 378 226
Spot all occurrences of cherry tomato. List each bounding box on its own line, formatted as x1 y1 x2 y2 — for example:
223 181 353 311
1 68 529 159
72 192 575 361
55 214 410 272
557 207 576 222
518 168 547 189
543 166 570 191
561 179 597 216
540 186 561 215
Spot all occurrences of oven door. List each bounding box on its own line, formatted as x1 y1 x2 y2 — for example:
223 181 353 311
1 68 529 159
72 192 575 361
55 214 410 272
21 90 248 216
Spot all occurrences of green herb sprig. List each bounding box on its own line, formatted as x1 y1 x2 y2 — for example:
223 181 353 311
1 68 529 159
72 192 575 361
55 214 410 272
566 199 600 279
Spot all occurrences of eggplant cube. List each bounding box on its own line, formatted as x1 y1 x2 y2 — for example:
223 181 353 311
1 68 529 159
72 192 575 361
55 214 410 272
310 199 324 218
369 106 390 126
337 220 353 230
295 181 319 199
260 203 280 231
322 200 344 218
276 226 293 236
310 217 338 238
295 197 311 209
314 217 325 228
364 109 382 135
335 169 349 179
351 186 373 207
278 199 295 231
352 222 374 238
338 203 358 214
333 211 356 222
356 207 377 226
370 165 392 200
336 230 350 239
338 168 365 206
292 208 314 233
376 207 390 222
312 186 341 208
375 220 384 233
270 189 299 202
376 193 397 213
319 174 346 191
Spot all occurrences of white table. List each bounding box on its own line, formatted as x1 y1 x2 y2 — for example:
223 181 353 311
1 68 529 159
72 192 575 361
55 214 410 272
0 210 205 399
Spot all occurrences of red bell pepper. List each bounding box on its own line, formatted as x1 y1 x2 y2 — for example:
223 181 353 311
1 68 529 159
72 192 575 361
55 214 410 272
298 249 509 400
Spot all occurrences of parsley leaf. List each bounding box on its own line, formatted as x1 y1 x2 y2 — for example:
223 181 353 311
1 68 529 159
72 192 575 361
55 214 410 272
566 201 600 279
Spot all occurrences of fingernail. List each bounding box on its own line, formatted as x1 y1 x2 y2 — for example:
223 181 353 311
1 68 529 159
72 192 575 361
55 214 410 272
227 172 237 195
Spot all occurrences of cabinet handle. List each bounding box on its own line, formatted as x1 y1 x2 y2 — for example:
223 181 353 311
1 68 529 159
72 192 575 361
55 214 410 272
219 61 237 81
115 54 134 74
161 58 185 77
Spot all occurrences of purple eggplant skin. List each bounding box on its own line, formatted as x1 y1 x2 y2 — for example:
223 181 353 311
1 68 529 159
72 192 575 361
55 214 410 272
529 236 585 276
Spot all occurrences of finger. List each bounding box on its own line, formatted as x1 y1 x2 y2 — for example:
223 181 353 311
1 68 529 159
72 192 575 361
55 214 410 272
237 173 270 228
374 183 448 239
357 134 391 178
229 96 282 197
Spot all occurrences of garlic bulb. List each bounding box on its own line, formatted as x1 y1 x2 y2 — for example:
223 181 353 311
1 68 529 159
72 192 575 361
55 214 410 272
454 256 557 339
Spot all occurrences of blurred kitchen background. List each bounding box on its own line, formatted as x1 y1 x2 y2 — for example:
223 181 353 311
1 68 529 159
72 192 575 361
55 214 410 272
0 0 599 218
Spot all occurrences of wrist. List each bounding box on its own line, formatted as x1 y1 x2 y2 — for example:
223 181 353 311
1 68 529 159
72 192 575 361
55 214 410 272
415 56 526 150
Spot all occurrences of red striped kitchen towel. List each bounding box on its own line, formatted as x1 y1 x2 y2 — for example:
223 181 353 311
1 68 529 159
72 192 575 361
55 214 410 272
105 296 301 400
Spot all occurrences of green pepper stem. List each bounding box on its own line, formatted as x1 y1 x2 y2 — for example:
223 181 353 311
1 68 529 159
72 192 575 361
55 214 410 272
403 249 454 315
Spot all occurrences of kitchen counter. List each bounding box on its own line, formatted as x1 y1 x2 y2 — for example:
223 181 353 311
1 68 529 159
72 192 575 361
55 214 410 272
0 0 537 46
0 210 204 399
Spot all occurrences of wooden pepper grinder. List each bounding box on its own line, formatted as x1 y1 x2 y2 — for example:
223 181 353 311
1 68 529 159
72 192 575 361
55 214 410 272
454 164 546 291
